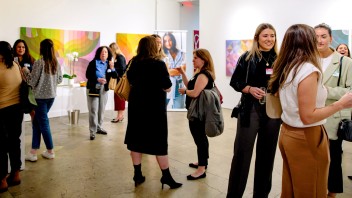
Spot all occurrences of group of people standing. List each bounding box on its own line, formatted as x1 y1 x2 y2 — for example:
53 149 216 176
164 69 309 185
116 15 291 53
2 23 352 196
0 38 62 193
228 23 352 198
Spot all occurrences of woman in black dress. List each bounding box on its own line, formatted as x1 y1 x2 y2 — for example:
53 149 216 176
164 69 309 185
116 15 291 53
124 35 182 189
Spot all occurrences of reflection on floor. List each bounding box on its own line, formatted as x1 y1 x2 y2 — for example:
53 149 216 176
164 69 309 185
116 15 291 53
1 109 352 198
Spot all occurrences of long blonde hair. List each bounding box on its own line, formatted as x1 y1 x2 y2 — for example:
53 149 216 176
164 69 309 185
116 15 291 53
246 23 278 61
151 34 166 60
109 42 125 59
268 24 321 94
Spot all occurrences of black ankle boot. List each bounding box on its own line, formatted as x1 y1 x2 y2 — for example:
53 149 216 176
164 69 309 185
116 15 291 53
160 168 182 189
7 170 21 186
133 164 145 187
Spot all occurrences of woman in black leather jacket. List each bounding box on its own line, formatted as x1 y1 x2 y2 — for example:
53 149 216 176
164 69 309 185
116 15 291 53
227 23 282 198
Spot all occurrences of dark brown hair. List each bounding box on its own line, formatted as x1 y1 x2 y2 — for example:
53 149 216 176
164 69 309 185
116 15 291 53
268 24 321 94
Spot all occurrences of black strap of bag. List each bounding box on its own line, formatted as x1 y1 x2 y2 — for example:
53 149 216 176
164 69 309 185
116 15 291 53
231 59 250 118
337 56 344 86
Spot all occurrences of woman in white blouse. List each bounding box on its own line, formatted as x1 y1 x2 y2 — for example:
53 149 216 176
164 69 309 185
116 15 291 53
268 24 352 198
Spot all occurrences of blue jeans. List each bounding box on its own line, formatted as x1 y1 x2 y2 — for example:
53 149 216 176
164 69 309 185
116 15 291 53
32 98 55 150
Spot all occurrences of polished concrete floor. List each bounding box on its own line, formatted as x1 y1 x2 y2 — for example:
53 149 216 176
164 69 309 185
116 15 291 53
1 109 352 198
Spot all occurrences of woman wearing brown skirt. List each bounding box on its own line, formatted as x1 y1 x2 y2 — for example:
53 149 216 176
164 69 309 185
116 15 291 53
268 24 352 198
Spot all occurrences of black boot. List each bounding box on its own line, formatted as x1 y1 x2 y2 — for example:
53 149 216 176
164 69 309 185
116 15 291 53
160 168 182 189
6 170 21 186
133 164 145 187
0 176 8 193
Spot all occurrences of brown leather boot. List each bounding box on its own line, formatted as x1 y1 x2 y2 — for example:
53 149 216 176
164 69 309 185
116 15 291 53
0 177 8 193
6 171 21 186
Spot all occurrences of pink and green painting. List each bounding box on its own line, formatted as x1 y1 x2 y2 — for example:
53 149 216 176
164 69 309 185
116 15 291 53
20 27 100 82
226 39 253 76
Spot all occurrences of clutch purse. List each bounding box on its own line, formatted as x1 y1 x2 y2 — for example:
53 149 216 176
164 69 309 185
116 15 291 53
108 77 117 90
88 87 100 97
266 93 282 119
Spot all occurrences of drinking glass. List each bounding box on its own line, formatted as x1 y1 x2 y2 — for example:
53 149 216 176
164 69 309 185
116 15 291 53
259 87 267 104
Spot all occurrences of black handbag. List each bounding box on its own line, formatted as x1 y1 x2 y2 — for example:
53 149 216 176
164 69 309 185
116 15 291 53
88 87 100 97
338 119 352 142
231 98 242 118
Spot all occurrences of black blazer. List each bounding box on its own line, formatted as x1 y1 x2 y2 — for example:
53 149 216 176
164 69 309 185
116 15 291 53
85 59 118 91
114 54 126 82
229 49 276 126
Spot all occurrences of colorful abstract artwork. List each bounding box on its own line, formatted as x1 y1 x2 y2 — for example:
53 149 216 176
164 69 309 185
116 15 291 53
226 39 253 76
332 29 349 49
20 27 100 82
116 33 149 63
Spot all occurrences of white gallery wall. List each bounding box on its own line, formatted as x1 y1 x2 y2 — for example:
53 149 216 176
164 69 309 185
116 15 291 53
200 0 352 109
0 0 184 45
0 0 200 118
0 0 198 78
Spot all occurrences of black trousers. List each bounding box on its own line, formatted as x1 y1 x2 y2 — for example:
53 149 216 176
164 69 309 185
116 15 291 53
227 106 281 198
189 119 209 166
0 104 23 179
328 138 343 193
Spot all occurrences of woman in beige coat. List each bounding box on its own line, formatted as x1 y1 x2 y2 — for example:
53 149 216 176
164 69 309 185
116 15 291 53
314 23 352 198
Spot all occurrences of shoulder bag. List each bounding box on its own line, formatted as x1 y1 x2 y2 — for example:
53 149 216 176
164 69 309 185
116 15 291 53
114 59 132 101
266 93 282 119
231 61 249 118
335 56 352 141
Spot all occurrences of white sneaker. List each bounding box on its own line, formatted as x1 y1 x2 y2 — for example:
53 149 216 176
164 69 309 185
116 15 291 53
41 150 55 159
25 153 38 162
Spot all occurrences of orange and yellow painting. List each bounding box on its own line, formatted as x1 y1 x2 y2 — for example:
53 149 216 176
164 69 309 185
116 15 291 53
116 33 149 63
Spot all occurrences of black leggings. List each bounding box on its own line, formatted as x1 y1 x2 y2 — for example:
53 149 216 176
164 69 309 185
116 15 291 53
189 119 209 166
328 138 343 193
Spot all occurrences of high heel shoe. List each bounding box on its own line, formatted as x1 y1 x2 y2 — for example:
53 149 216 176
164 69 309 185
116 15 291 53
160 168 182 189
133 175 145 187
111 117 124 123
133 164 145 187
187 172 206 180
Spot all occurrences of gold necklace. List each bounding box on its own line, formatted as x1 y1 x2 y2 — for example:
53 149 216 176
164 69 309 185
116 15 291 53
262 55 270 66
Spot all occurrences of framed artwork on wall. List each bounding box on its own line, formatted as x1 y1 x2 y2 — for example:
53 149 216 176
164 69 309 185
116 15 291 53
226 39 253 77
155 30 187 110
20 27 100 83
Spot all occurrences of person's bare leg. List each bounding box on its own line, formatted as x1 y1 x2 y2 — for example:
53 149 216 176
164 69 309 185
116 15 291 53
117 110 125 121
156 155 169 169
131 151 142 165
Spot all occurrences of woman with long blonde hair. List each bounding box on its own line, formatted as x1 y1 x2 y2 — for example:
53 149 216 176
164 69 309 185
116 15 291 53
109 42 126 123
